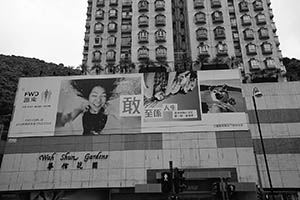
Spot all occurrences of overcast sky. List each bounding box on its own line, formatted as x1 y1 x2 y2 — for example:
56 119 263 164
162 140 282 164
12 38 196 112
0 0 299 67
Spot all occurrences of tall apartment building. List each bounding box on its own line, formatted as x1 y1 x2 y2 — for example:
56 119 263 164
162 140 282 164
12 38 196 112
82 0 285 82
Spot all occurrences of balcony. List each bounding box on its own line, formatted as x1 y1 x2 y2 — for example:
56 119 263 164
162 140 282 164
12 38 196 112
194 0 204 9
156 46 167 60
109 0 118 7
155 14 166 26
253 1 264 11
121 24 132 33
96 0 105 7
196 29 208 41
122 0 132 7
138 0 149 12
138 15 149 27
211 0 221 8
155 0 165 11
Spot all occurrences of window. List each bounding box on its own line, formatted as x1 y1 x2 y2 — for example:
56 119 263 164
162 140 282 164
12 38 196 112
230 18 237 27
95 9 104 20
212 11 223 23
96 0 105 7
154 29 166 42
249 58 260 70
122 0 132 7
198 43 209 55
155 0 165 11
155 14 166 26
232 32 239 42
194 0 204 9
106 50 116 61
138 30 149 43
107 35 117 46
246 43 257 55
92 51 102 62
121 23 132 33
264 57 276 68
108 22 117 32
243 28 254 40
194 12 206 24
261 42 272 54
156 45 167 60
110 0 118 6
256 13 266 25
214 26 226 39
122 11 132 20
211 0 221 8
138 46 149 60
196 27 208 40
138 0 149 12
239 1 249 12
94 36 102 47
108 9 118 19
258 27 269 39
120 51 131 60
138 15 149 27
216 42 228 56
253 0 263 11
121 36 131 47
94 22 104 33
241 14 251 26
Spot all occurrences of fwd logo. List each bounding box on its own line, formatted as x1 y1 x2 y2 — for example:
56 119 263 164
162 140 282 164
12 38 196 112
24 91 39 97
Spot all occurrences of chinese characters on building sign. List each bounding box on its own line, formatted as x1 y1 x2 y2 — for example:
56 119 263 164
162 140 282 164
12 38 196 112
38 152 109 170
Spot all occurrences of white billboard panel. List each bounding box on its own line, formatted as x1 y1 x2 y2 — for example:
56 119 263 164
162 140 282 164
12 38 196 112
9 70 248 137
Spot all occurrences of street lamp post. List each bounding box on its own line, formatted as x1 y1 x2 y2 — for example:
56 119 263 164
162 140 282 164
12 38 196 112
252 87 275 200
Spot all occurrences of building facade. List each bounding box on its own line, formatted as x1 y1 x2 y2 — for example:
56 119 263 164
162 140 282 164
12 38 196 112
82 0 285 83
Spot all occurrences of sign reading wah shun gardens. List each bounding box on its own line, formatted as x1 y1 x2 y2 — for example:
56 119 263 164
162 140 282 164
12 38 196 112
9 70 248 137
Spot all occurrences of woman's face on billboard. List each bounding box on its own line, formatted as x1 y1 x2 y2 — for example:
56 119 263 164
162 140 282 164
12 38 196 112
88 86 107 112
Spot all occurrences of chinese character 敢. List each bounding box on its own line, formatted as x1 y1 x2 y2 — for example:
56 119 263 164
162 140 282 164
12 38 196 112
122 96 141 115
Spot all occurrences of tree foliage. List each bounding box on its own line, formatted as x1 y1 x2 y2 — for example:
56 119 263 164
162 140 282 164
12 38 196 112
282 57 300 81
0 54 81 131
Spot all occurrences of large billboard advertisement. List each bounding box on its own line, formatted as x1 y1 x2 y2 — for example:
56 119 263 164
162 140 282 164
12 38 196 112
9 70 248 137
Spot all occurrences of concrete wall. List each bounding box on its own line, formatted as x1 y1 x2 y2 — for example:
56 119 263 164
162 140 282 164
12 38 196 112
0 130 257 191
242 82 300 188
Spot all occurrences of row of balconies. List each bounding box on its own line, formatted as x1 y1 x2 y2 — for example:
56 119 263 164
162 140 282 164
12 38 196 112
240 13 268 26
194 11 224 24
245 42 273 55
196 26 226 41
198 42 228 57
96 0 119 7
194 12 268 26
193 0 264 12
94 22 132 34
238 0 265 13
138 0 165 12
193 0 222 9
95 9 133 21
137 29 166 43
137 46 167 60
92 50 116 62
138 14 166 27
243 27 271 40
249 57 278 71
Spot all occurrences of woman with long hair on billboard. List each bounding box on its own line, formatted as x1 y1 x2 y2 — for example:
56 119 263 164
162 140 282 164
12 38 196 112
56 79 116 135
